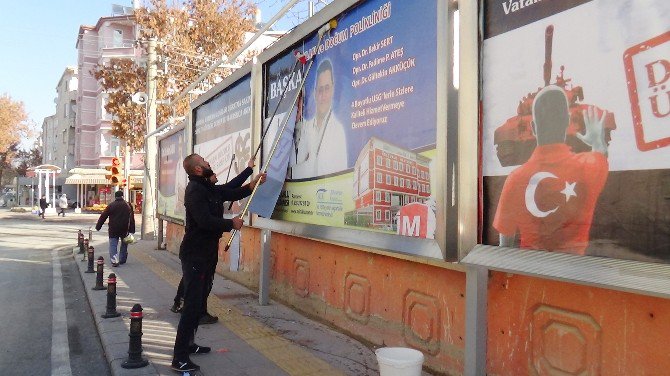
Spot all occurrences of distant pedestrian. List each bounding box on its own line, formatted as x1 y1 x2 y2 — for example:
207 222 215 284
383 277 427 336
57 194 68 217
95 191 135 267
39 196 48 219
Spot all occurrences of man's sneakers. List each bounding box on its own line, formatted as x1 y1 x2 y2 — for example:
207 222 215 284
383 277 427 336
171 359 199 372
199 312 218 325
189 344 211 354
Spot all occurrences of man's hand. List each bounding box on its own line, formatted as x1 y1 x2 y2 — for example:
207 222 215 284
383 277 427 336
247 158 256 169
578 106 608 155
251 173 267 187
231 216 244 230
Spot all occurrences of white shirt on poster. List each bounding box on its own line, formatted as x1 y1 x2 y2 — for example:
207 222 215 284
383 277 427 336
291 111 348 179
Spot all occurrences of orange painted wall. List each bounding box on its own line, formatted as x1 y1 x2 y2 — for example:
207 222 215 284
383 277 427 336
167 222 467 374
487 271 670 375
165 222 670 375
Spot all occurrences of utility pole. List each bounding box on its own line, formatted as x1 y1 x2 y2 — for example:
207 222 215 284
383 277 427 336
142 38 157 239
123 140 130 200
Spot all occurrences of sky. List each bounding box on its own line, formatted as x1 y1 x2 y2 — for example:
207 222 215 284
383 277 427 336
0 0 326 150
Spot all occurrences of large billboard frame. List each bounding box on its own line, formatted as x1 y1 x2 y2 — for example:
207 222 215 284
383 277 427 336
190 63 256 220
251 0 461 261
157 122 188 225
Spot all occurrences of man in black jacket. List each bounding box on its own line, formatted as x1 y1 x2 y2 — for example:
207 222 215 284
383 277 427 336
95 191 135 266
172 153 265 372
170 158 256 321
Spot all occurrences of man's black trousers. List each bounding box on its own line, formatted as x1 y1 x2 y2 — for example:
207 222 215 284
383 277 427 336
173 260 206 361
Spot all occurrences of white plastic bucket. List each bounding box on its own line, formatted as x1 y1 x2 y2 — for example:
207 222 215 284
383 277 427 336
375 347 424 376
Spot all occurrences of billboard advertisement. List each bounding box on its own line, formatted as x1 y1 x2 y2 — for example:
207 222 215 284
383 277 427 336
157 127 187 223
193 73 253 215
481 0 670 262
261 0 439 241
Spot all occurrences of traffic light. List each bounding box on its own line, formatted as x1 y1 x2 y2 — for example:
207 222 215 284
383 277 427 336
105 157 123 185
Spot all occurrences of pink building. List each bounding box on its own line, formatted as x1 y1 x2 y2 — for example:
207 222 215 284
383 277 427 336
75 8 141 168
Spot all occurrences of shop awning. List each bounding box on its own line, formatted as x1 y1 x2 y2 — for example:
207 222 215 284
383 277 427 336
64 174 110 185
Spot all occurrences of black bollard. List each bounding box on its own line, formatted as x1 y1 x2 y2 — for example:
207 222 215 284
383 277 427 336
102 273 121 318
92 257 106 290
82 238 90 262
121 304 149 369
85 245 95 272
77 230 84 254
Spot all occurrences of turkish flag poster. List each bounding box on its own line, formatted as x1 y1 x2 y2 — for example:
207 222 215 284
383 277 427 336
481 0 670 262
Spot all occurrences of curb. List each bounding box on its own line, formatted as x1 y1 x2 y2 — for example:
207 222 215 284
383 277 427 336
66 242 159 376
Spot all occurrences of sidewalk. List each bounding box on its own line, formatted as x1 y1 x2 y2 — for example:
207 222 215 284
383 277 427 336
71 234 382 376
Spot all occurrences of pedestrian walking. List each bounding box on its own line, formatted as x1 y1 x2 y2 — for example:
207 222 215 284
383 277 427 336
171 153 265 372
95 191 135 267
58 194 68 217
39 195 48 219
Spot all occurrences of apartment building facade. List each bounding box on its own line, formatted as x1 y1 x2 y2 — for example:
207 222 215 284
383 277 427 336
75 10 140 169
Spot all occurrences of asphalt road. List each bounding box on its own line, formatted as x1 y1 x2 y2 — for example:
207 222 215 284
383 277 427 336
0 209 111 376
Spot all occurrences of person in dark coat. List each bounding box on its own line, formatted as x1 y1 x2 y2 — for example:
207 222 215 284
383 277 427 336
39 195 48 219
95 191 135 266
171 153 264 372
170 157 257 322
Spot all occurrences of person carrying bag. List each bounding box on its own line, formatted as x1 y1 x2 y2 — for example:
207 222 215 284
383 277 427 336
95 191 136 266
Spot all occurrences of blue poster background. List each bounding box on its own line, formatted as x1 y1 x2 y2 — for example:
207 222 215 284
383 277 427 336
263 0 438 171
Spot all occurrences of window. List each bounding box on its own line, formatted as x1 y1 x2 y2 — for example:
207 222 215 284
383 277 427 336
406 164 411 173
386 175 391 185
375 210 381 221
399 162 403 172
406 178 411 187
412 167 417 175
426 185 430 194
413 181 417 190
376 156 382 166
393 160 398 170
399 179 404 188
376 172 382 183
361 157 369 172
113 29 123 47
385 158 391 168
385 192 390 201
393 176 399 186
376 191 381 202
385 210 390 221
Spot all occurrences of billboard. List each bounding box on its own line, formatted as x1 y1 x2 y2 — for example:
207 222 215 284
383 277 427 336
481 0 670 262
261 0 439 241
193 73 253 215
157 127 187 223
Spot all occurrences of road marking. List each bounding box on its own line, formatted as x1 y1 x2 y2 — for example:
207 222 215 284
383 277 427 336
0 257 50 265
51 248 72 376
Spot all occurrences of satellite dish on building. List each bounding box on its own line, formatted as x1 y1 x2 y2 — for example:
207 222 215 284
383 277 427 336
131 92 148 105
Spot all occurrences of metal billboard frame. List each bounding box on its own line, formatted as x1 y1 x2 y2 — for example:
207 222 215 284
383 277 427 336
250 0 463 262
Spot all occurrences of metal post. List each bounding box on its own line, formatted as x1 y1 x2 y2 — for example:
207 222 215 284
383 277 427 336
123 141 130 200
102 273 121 318
464 265 488 376
77 230 84 254
122 304 149 368
156 219 164 250
141 38 157 240
92 257 106 290
85 245 95 272
259 229 271 306
88 227 93 243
